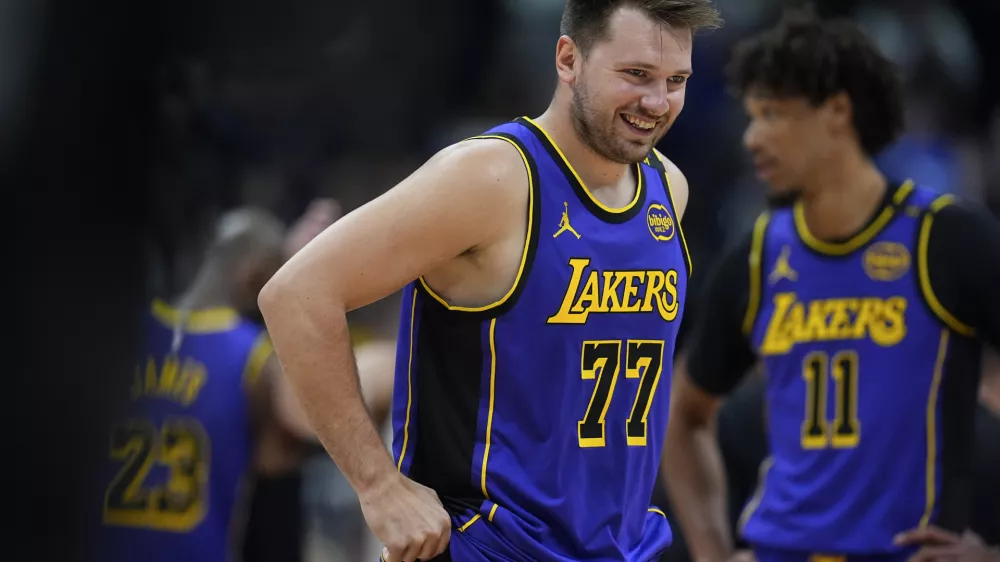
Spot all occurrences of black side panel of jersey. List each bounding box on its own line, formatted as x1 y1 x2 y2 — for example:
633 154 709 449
408 297 485 509
935 334 983 532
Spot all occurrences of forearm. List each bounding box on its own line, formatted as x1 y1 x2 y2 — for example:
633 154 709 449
260 286 396 494
663 419 733 562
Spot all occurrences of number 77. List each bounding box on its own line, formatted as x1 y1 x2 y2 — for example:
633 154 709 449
578 340 665 448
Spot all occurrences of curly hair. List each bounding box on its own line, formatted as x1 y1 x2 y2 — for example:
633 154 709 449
725 9 905 156
561 0 723 56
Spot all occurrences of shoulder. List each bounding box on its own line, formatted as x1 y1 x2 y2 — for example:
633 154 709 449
425 137 531 192
359 136 532 239
926 196 999 237
653 148 689 220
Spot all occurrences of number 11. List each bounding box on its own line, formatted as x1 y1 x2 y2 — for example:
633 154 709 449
802 350 861 449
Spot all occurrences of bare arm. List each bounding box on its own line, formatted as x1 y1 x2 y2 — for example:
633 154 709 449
664 358 731 562
259 339 397 441
260 352 318 441
257 139 527 496
663 234 758 561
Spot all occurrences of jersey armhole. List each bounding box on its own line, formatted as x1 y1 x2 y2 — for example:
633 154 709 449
648 148 692 277
915 194 976 337
416 132 541 318
742 212 771 337
242 331 274 392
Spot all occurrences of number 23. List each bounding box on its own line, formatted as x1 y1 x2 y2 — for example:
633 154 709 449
578 340 665 448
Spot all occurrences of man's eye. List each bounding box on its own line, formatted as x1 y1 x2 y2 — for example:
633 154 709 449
626 69 646 78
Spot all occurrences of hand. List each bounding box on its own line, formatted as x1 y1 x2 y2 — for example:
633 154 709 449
283 198 341 258
359 472 452 562
895 525 1000 562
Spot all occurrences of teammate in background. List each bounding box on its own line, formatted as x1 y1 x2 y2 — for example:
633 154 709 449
258 1 722 560
663 10 1000 562
92 202 394 562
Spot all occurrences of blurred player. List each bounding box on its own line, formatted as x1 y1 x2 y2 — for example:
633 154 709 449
90 201 393 562
258 1 723 561
663 10 1000 562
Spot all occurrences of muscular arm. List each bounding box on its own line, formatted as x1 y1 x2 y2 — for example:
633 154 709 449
663 234 758 562
259 338 397 440
257 139 528 496
926 202 1000 348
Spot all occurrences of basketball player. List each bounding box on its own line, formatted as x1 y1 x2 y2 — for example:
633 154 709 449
662 10 1000 562
91 203 394 562
258 2 722 561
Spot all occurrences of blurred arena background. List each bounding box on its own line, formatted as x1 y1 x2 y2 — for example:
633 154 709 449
10 0 999 560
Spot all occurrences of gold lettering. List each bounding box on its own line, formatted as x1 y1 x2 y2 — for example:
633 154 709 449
571 272 601 314
621 272 645 312
547 258 591 324
546 259 682 325
159 354 180 396
642 271 665 313
870 296 907 347
599 271 624 312
179 359 207 406
761 293 799 354
132 355 209 406
656 270 680 322
760 293 908 355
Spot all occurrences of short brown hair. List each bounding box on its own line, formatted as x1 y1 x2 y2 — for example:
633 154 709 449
560 0 723 55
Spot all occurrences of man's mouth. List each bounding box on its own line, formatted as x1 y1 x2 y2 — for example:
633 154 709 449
621 113 657 134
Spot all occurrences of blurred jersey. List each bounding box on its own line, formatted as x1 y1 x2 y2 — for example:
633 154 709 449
92 299 271 562
741 182 976 555
390 117 690 561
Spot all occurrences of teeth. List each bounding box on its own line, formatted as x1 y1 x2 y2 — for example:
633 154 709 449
624 114 656 130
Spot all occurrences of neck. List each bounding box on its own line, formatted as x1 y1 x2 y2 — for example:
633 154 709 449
533 97 633 190
798 146 887 241
174 263 233 311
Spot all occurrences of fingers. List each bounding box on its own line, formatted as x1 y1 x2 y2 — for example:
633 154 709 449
895 526 962 547
429 511 452 558
383 514 451 562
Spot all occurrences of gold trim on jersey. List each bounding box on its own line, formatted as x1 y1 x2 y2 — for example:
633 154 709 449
241 332 274 391
522 116 643 214
793 180 915 256
458 514 481 532
151 298 239 333
916 195 975 337
920 329 949 528
652 148 693 277
396 289 419 472
480 318 498 499
743 212 772 336
417 134 536 313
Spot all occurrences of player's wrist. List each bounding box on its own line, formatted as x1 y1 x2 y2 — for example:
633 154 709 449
353 456 404 498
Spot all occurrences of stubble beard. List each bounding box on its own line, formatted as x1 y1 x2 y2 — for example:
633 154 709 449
570 79 668 165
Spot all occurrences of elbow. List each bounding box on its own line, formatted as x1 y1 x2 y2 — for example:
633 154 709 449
257 274 287 318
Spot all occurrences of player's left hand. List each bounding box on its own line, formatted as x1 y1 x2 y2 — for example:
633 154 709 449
894 525 1000 562
283 198 341 258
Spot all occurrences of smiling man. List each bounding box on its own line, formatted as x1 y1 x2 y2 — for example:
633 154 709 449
257 1 722 561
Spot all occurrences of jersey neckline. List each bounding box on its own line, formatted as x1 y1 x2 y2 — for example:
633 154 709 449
793 179 915 256
516 116 646 225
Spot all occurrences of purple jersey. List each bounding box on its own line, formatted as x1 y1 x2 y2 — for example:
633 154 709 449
390 118 690 561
